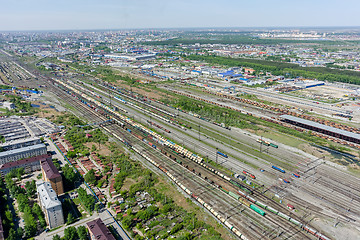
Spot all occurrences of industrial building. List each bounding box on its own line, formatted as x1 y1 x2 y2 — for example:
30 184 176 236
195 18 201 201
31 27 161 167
87 218 116 240
1 102 15 110
281 115 360 144
0 120 30 141
104 53 156 61
0 143 47 165
0 137 41 151
37 181 64 229
41 158 64 195
0 153 51 177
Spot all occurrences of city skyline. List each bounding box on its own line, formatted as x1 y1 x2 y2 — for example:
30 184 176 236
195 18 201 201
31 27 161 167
1 0 360 31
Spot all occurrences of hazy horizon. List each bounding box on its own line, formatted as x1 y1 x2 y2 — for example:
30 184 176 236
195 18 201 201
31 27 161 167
1 0 360 31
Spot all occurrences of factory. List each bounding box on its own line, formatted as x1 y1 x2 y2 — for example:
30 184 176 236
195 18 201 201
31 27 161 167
104 53 156 61
281 115 360 144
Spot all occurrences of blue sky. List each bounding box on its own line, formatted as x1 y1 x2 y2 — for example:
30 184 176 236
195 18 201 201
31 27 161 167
0 0 359 30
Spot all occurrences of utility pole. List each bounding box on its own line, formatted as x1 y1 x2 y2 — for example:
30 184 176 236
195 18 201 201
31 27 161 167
198 124 201 141
216 147 218 164
108 88 111 108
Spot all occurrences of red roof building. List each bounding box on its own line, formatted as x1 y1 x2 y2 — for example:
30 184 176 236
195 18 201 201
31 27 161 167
41 158 64 195
86 218 116 240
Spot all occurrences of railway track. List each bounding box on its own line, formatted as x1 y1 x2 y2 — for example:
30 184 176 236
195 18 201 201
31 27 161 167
9 61 331 239
105 122 313 240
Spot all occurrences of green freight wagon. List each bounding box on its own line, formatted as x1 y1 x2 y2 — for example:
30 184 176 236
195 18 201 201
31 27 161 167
255 201 267 209
270 143 278 148
220 187 229 194
229 191 240 200
250 204 265 216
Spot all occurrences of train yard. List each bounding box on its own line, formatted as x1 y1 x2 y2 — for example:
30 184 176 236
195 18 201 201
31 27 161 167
2 52 360 239
48 76 325 240
45 73 360 238
14 71 313 239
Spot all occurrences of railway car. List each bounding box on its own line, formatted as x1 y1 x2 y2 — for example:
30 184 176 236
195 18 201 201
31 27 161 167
232 228 242 237
255 201 266 209
266 206 279 215
198 198 205 205
292 173 300 178
218 216 226 223
270 143 278 148
289 218 302 227
243 170 256 179
316 233 331 240
272 165 285 173
228 191 240 200
220 187 229 194
246 196 256 203
283 179 290 184
217 151 228 158
303 225 317 235
250 204 265 216
277 212 290 220
224 221 234 230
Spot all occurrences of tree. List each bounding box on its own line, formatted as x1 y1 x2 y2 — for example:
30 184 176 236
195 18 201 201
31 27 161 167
64 226 79 240
9 169 17 179
16 167 25 181
94 203 101 212
52 235 61 240
25 180 36 197
23 206 37 238
52 159 61 170
77 187 95 212
33 203 46 227
67 212 75 225
16 193 29 212
67 151 77 159
84 169 96 185
5 210 14 228
77 225 88 240
62 164 80 190
17 227 24 239
6 228 18 240
91 144 97 152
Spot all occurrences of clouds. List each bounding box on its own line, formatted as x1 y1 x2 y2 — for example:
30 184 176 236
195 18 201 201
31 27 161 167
0 0 359 30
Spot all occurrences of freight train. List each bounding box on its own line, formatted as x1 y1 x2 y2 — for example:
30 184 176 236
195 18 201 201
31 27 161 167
49 78 331 240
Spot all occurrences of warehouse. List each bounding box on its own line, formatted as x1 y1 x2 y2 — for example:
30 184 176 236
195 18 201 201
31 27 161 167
281 115 360 144
0 144 47 165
